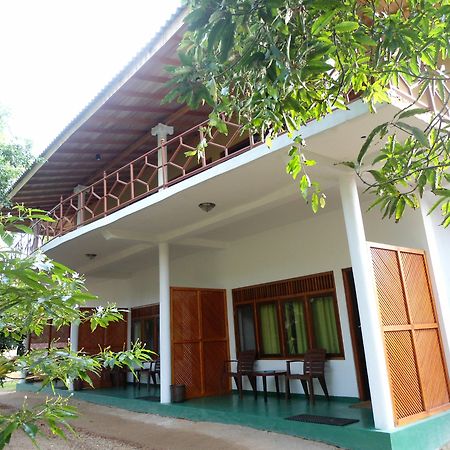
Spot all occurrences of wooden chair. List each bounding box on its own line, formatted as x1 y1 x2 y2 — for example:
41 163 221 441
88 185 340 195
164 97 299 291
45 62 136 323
148 359 160 387
285 348 330 404
134 362 150 389
223 351 257 398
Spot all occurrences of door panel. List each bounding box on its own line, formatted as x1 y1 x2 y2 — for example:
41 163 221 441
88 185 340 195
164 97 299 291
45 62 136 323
173 342 202 398
415 329 450 410
370 244 450 425
172 289 200 342
201 290 227 340
202 340 229 396
171 287 230 399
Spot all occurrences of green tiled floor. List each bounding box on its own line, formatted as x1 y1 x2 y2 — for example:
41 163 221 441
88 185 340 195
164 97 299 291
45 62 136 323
17 383 450 450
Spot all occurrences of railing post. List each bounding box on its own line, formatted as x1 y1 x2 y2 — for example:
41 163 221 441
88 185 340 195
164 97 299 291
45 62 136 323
161 138 167 188
31 220 40 253
103 171 108 215
130 163 135 200
59 196 64 235
151 123 174 190
73 185 86 227
199 128 206 167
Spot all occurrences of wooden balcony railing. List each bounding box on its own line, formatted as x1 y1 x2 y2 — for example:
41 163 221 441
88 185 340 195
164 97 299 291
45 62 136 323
17 119 261 254
15 73 449 255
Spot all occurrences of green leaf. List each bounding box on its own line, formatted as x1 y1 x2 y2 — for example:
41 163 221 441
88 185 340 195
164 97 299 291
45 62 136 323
13 224 33 234
396 108 430 120
207 19 226 53
353 32 377 47
357 123 388 163
22 422 38 440
334 21 359 33
304 60 334 73
311 10 338 36
311 192 319 213
219 18 235 63
395 198 406 222
396 122 429 147
299 174 310 200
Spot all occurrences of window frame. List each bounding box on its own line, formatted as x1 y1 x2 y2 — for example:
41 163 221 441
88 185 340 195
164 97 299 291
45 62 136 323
235 303 257 353
131 304 160 354
232 273 345 360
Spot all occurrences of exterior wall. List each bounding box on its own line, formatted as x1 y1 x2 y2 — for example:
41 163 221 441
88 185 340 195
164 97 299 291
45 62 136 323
361 198 428 250
431 214 450 296
85 277 132 307
107 207 359 398
80 192 446 400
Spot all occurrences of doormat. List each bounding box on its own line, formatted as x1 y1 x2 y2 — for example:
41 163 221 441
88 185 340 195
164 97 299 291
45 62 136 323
137 395 160 402
285 414 359 426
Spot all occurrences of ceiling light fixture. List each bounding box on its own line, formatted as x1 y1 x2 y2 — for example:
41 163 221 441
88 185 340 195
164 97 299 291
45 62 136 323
198 202 216 213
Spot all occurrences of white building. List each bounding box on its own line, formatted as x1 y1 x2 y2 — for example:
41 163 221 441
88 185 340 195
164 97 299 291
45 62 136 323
11 8 450 450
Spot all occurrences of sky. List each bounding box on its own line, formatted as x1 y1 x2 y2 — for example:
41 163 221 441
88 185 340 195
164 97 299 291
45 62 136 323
0 0 182 154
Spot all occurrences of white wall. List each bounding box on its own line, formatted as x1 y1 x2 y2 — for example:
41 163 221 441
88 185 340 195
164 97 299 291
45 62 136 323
85 277 132 307
83 195 445 399
160 207 359 398
361 197 428 249
431 211 450 296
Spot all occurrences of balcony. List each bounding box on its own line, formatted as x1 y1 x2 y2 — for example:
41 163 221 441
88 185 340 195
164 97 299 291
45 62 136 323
16 119 261 254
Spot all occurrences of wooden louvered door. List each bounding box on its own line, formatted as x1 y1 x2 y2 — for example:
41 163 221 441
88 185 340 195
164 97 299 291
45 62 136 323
370 244 450 425
171 287 230 399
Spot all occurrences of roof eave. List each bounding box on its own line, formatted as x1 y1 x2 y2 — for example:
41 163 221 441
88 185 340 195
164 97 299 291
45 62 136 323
8 5 186 202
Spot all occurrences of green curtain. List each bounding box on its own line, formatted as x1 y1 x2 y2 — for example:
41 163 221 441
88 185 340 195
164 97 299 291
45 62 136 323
284 301 308 354
311 296 340 353
259 303 281 355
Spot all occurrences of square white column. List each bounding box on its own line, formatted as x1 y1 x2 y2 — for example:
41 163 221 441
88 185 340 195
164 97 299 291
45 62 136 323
159 242 171 403
339 173 395 430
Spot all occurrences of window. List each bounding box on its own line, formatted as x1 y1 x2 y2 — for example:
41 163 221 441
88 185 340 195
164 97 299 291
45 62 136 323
236 304 256 351
310 295 340 354
233 272 344 359
283 301 308 355
131 305 159 353
258 303 281 356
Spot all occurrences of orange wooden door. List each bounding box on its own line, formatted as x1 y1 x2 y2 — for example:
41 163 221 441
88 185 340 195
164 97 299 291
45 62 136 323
370 244 450 425
171 287 230 399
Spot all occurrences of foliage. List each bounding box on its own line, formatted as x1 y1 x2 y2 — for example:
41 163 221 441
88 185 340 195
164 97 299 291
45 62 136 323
167 0 450 224
0 110 34 207
0 207 154 447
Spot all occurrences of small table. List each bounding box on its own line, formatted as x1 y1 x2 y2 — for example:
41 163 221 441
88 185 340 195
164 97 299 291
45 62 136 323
248 370 287 402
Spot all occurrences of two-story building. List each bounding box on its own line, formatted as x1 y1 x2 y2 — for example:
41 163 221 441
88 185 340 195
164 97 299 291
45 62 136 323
10 6 450 450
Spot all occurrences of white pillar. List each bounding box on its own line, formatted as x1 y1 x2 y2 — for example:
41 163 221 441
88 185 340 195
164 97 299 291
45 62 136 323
151 123 174 188
68 321 79 391
420 193 450 365
159 242 171 403
339 173 395 430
